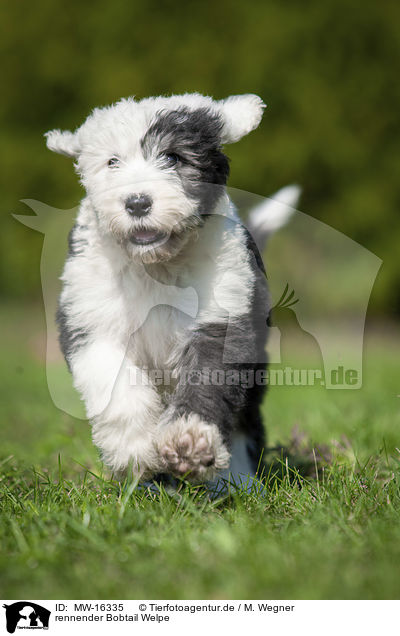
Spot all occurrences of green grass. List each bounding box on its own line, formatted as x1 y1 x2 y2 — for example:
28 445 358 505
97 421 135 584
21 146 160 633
1 303 400 599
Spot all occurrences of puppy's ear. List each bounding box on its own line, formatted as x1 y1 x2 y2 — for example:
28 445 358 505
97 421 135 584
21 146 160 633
217 94 266 144
44 129 81 157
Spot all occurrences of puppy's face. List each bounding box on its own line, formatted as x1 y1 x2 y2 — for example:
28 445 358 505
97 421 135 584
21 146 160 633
74 105 229 263
46 93 265 262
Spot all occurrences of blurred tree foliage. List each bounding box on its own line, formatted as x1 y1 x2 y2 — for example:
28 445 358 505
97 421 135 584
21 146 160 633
0 0 399 314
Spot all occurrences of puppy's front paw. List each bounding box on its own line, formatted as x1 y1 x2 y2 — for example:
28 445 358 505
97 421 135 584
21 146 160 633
157 413 230 482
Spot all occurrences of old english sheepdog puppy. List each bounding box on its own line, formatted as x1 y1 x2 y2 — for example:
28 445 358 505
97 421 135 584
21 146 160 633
45 93 297 486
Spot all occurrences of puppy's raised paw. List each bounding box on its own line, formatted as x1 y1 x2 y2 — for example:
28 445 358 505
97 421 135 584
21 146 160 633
157 413 230 482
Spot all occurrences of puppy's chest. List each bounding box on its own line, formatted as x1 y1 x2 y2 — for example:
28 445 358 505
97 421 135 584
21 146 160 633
131 305 191 369
120 268 196 369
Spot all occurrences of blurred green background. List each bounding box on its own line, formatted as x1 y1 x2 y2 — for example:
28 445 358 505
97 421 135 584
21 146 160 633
1 0 399 314
1 0 400 601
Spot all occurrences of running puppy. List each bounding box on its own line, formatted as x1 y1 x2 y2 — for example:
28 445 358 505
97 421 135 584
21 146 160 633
46 93 273 484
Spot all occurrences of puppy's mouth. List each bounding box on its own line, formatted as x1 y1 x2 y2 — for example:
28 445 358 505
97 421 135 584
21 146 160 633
129 229 168 246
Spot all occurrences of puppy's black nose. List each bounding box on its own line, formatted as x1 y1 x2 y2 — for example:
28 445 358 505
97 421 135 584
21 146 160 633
125 194 152 217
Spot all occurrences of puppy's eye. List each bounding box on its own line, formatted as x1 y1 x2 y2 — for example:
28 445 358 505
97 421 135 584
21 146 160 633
108 157 120 168
163 153 181 167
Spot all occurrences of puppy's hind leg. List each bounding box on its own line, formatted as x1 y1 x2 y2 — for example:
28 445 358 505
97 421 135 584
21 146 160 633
212 386 267 495
213 431 265 494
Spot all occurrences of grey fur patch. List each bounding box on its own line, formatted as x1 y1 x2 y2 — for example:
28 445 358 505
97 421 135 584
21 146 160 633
141 107 230 214
67 223 89 256
56 304 88 369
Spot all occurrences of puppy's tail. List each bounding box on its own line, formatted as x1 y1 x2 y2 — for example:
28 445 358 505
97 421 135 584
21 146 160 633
246 184 301 252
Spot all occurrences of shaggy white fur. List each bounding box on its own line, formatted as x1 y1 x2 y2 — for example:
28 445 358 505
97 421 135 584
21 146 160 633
46 92 296 485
